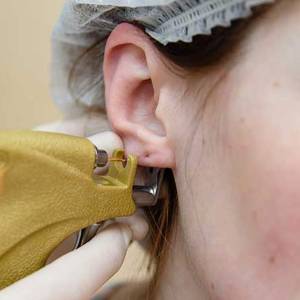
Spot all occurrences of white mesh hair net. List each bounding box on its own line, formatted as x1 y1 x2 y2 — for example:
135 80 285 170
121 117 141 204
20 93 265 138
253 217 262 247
51 0 275 116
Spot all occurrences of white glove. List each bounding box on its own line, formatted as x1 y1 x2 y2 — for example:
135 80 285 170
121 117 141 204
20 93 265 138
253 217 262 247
0 212 149 300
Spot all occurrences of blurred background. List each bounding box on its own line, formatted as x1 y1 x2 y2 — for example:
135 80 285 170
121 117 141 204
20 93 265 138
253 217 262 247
0 1 62 129
0 0 149 289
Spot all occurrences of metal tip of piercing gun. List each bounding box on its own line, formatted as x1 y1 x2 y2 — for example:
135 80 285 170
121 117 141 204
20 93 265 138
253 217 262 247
74 147 165 249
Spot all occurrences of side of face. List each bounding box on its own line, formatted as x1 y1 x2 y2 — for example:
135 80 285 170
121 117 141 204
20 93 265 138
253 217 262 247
102 1 300 298
174 1 300 299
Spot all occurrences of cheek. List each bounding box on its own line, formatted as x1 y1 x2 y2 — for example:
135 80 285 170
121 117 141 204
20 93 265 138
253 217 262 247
244 153 300 261
227 94 300 278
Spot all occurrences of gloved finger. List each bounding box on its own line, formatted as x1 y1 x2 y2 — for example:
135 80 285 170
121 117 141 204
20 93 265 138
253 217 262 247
113 208 150 241
0 223 136 300
88 131 124 175
87 131 123 157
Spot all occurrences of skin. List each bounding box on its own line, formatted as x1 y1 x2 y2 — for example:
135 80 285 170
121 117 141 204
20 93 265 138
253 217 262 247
1 1 298 299
102 0 300 299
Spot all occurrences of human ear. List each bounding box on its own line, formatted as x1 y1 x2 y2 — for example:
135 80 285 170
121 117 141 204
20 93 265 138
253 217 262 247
103 23 175 168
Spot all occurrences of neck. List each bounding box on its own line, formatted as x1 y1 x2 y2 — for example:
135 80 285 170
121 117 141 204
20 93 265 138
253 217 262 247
152 220 209 300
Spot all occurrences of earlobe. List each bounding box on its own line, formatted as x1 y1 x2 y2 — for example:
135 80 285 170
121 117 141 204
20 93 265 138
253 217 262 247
103 23 175 168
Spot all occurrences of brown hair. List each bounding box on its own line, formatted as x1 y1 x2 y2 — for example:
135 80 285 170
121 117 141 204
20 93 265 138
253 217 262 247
68 3 276 298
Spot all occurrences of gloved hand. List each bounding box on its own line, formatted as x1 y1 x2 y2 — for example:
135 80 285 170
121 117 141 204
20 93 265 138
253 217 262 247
0 211 148 300
0 121 149 300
